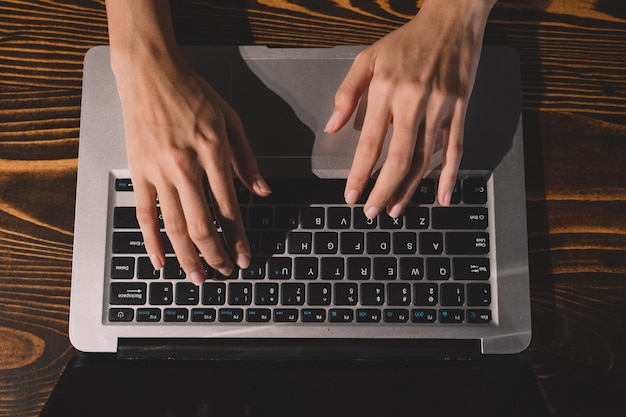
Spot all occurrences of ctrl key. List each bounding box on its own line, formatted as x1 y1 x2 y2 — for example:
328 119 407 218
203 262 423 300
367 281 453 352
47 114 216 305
109 308 134 322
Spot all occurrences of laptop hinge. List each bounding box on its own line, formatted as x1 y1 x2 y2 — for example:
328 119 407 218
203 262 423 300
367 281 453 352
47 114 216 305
117 338 482 360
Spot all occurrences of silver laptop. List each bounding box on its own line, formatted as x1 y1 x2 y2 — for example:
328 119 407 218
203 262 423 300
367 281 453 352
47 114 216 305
70 45 531 357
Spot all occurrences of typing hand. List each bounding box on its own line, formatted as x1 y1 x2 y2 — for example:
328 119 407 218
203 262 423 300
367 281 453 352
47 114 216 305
113 54 270 286
325 0 495 217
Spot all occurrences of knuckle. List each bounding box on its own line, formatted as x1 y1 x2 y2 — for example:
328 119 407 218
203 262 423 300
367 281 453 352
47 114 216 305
187 221 214 243
385 152 412 177
135 206 157 227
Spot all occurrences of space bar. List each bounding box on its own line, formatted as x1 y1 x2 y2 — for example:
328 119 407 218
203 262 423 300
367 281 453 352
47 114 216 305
251 179 348 204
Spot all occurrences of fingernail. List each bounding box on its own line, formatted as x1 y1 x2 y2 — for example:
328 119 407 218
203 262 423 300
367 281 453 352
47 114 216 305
345 189 360 205
440 191 452 206
218 265 234 277
236 253 251 269
388 204 404 219
253 175 272 195
149 254 164 270
190 270 207 286
324 111 339 132
365 206 380 220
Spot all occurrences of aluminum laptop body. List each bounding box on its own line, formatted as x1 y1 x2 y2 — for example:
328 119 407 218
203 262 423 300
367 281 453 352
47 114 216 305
70 45 531 357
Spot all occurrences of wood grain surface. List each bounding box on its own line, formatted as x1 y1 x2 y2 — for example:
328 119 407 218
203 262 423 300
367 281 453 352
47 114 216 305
1 1 625 416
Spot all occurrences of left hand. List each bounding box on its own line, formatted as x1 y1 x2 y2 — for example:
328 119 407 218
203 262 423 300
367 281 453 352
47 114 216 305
324 0 496 217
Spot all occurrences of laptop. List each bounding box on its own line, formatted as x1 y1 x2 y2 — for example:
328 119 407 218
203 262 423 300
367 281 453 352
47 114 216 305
69 45 531 359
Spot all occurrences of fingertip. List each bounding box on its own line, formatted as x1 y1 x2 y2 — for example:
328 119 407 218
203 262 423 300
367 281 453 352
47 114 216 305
324 111 340 133
439 190 452 206
190 270 207 286
252 174 272 196
236 253 251 269
345 189 360 205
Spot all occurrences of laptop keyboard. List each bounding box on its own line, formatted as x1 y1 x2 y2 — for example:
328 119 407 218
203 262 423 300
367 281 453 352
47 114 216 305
108 177 494 326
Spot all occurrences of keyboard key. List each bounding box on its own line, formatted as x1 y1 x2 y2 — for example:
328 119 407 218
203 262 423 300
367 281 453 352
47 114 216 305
387 283 411 306
261 231 286 254
137 257 160 279
255 283 278 305
453 258 490 280
446 232 489 255
373 257 397 280
282 283 305 305
136 308 161 322
115 178 133 191
441 283 465 306
353 207 377 229
467 309 492 324
380 213 403 229
399 257 424 280
164 308 188 322
111 257 135 279
315 232 339 254
229 283 252 305
440 309 464 323
329 308 354 323
113 207 139 229
110 283 147 305
176 282 200 305
361 283 384 306
164 257 186 279
347 257 371 280
109 308 134 322
241 258 265 279
411 309 437 323
426 258 451 280
150 282 173 305
340 232 365 254
328 207 351 229
302 309 326 323
449 180 462 204
467 283 491 306
249 207 273 229
393 232 417 254
419 232 444 255
274 308 298 322
191 308 216 322
384 309 409 323
334 283 358 305
356 309 382 323
294 257 318 279
202 282 226 305
462 178 488 204
219 308 244 322
432 207 488 230
414 283 438 306
367 232 391 254
308 283 331 305
275 207 299 229
321 257 344 280
247 308 271 322
287 232 312 254
413 178 435 204
301 206 325 229
404 206 429 229
268 257 292 279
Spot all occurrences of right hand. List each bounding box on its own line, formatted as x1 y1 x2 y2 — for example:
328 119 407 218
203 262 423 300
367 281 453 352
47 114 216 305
112 52 271 286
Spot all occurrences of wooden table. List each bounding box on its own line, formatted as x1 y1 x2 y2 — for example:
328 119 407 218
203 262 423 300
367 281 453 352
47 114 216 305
1 1 624 415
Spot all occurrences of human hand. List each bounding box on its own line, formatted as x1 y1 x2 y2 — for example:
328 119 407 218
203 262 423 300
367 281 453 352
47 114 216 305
113 53 271 286
325 0 496 217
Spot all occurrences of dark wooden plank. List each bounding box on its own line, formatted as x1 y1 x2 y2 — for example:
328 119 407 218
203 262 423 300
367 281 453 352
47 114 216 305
0 0 625 416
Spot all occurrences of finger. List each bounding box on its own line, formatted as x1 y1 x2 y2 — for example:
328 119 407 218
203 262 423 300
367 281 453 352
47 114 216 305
221 104 271 198
438 101 466 206
363 86 427 218
344 83 391 209
198 137 250 270
133 179 165 270
325 51 374 133
157 183 211 286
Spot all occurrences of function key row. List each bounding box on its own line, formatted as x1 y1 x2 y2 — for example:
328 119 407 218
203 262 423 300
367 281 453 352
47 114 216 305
109 307 492 324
